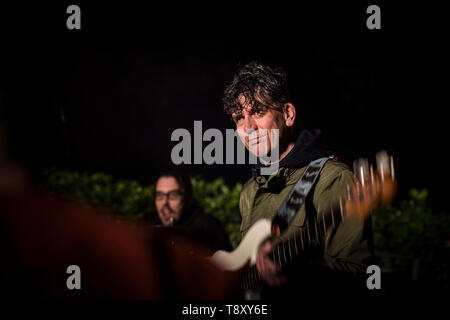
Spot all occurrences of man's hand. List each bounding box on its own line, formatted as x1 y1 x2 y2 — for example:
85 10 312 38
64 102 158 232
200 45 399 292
255 241 286 287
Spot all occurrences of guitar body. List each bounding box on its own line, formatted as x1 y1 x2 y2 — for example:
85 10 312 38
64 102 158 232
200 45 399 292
211 219 272 271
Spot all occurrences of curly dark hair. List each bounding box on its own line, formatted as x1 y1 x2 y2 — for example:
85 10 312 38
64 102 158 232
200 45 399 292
222 61 291 116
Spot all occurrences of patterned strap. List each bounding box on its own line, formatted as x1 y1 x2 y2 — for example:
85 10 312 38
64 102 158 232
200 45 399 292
275 157 330 229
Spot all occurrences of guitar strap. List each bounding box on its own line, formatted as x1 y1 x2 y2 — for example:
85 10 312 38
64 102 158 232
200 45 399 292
274 156 330 231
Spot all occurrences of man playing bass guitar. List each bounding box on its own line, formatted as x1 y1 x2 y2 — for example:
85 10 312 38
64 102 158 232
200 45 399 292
219 61 384 302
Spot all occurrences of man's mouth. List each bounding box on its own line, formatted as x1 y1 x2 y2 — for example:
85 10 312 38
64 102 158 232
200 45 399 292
162 208 173 220
249 134 267 146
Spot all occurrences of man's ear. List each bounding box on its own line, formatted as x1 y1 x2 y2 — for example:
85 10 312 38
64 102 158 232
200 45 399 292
283 103 296 127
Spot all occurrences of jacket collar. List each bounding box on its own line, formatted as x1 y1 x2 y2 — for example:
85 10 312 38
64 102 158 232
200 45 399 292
252 129 333 177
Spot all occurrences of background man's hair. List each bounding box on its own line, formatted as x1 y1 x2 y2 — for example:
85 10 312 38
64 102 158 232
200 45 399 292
222 61 291 116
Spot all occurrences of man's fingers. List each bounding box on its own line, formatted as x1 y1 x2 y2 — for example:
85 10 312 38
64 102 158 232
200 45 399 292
256 240 271 273
257 256 282 279
255 240 287 287
256 251 265 274
261 241 272 254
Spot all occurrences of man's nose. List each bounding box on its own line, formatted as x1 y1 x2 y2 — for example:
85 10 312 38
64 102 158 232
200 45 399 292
163 196 170 206
243 115 257 132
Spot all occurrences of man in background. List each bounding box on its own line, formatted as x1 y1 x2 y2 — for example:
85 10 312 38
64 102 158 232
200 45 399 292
154 172 232 253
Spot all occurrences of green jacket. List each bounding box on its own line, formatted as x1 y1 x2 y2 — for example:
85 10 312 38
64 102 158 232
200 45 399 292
240 159 373 276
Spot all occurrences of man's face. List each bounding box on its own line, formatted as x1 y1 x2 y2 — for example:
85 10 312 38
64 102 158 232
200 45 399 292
232 94 286 158
155 177 184 226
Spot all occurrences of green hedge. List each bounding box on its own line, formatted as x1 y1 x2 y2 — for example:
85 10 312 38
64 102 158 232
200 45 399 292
372 188 450 271
42 169 154 221
41 169 243 247
41 169 449 264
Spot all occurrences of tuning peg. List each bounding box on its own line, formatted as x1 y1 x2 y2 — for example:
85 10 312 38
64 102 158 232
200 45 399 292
376 150 395 181
390 154 395 181
353 158 370 187
376 150 397 204
370 164 375 185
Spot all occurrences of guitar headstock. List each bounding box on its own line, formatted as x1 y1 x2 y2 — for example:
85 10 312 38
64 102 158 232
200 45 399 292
344 151 397 221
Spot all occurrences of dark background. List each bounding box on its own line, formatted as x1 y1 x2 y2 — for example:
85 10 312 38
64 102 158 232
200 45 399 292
0 2 446 210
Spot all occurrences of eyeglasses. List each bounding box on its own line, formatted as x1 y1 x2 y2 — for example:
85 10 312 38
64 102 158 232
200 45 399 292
155 190 184 201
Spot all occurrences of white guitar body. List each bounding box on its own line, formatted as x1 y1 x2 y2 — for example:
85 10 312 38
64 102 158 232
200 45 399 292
210 219 272 271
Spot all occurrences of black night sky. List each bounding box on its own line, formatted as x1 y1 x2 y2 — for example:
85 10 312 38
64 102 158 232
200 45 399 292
0 2 447 210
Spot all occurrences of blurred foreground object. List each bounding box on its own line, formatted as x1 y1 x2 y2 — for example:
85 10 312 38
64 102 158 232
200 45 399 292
0 165 238 299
